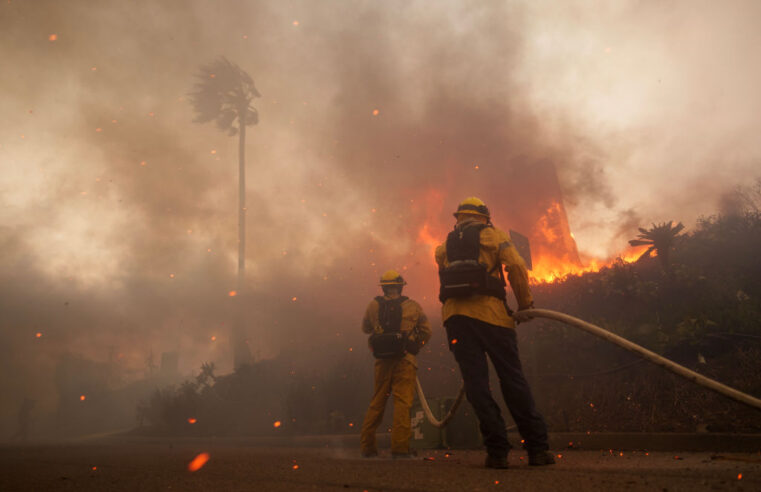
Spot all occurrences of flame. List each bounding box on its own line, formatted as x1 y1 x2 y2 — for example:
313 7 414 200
187 418 197 424
187 453 210 472
228 290 237 297
48 34 58 41
273 420 282 428
80 395 86 401
529 201 649 283
414 193 650 287
35 332 42 338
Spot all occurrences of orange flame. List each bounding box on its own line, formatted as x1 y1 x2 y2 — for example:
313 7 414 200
188 453 209 472
273 420 282 428
187 418 197 424
80 395 86 401
529 201 649 283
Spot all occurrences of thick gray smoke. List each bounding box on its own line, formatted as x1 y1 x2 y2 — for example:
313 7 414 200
1 0 760 436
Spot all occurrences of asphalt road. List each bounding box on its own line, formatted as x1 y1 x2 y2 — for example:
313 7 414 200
1 439 759 491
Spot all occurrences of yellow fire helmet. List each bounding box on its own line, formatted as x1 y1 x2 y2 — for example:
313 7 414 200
454 196 490 218
379 269 407 286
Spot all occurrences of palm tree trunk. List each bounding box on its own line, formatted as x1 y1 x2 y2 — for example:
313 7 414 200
233 114 252 369
238 117 246 289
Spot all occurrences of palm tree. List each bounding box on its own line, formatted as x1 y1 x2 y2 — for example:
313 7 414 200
189 57 260 368
629 221 685 269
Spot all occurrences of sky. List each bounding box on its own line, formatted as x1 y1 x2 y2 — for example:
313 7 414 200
1 0 760 428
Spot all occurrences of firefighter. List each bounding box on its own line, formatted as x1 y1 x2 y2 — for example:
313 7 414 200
360 270 432 458
435 197 554 469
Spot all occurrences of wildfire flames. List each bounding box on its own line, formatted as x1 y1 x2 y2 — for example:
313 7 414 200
415 196 648 285
529 201 648 283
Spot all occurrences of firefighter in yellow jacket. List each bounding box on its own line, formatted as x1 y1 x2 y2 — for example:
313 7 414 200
435 197 554 469
360 270 432 458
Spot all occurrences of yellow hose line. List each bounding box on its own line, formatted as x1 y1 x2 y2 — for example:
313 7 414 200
518 308 761 411
414 309 761 429
415 377 466 429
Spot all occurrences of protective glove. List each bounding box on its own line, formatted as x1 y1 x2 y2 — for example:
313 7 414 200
512 309 535 324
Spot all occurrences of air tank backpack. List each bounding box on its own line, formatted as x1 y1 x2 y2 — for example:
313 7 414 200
369 296 409 359
438 223 508 303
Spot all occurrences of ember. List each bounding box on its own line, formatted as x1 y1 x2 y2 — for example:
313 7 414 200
35 332 42 338
187 418 197 424
273 420 282 428
48 34 57 41
79 395 86 401
187 452 209 472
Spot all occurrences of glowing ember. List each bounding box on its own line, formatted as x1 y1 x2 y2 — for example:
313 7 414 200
35 332 42 338
187 418 197 424
557 454 563 459
273 420 282 428
169 273 175 279
348 347 353 352
494 481 499 485
228 290 237 297
450 339 458 345
348 422 354 427
80 395 86 401
292 464 299 470
187 452 209 472
210 336 217 342
91 466 97 471
48 34 58 41
738 473 742 480
372 109 379 116
291 297 298 302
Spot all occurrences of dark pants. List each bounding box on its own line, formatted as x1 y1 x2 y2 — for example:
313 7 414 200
445 315 548 457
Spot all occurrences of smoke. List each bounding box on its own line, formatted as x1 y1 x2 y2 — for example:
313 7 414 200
1 0 760 436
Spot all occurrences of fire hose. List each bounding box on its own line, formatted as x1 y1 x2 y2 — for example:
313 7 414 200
414 308 761 428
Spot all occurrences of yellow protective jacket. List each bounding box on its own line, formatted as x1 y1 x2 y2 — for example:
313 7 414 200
435 219 533 328
361 295 432 368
